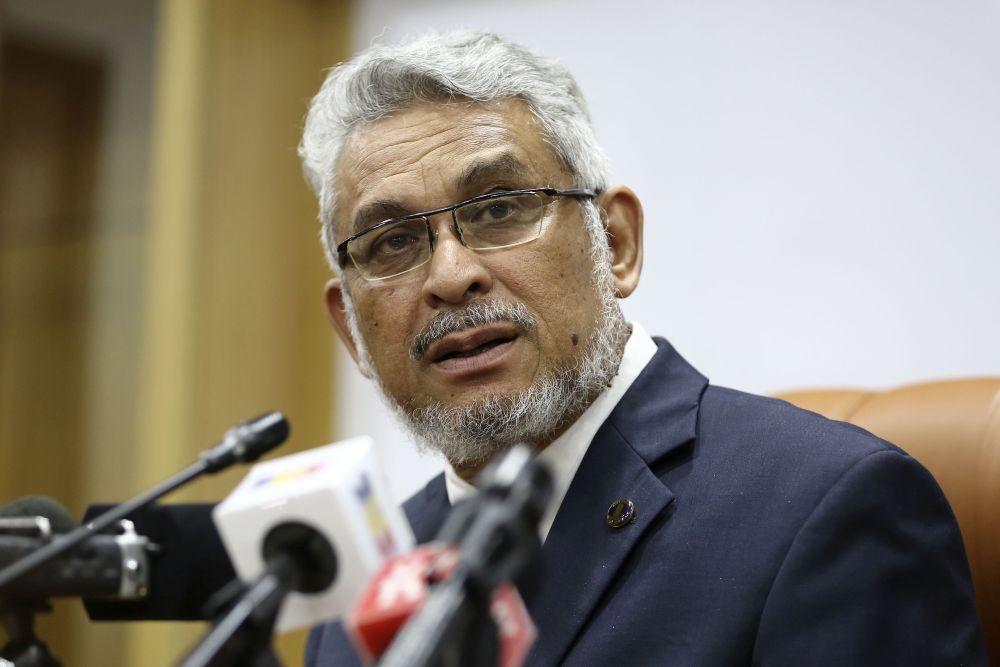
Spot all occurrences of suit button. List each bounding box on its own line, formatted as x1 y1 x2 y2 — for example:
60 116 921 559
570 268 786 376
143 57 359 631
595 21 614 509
606 499 635 528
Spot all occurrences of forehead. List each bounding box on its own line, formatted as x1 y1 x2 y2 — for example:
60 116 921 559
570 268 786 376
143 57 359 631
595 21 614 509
333 99 567 239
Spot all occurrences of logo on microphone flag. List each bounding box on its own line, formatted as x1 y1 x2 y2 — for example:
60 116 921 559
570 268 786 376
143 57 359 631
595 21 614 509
354 473 398 558
250 461 329 488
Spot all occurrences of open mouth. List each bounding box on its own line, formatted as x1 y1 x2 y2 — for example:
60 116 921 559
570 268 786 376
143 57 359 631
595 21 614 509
437 335 516 362
425 326 521 373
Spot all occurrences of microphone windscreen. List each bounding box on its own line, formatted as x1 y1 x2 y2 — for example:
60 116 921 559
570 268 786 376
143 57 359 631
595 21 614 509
230 410 290 463
82 503 235 621
201 411 291 473
0 495 76 534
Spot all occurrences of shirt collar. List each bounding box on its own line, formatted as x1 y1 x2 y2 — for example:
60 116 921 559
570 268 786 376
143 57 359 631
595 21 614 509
444 321 658 541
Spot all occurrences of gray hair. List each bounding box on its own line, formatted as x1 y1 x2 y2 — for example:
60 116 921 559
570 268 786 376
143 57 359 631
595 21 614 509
298 30 611 270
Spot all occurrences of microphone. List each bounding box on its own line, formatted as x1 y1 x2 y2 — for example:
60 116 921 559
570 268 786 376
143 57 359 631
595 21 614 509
0 496 149 601
211 435 413 633
200 410 290 473
347 543 535 667
177 522 338 667
346 446 552 667
0 497 151 667
0 496 76 534
0 412 289 595
176 436 413 666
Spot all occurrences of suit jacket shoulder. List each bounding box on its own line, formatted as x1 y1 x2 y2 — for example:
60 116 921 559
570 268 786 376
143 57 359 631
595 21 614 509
306 338 987 666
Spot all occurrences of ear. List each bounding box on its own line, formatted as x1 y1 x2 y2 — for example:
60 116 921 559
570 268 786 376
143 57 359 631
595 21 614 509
597 186 643 298
323 278 373 378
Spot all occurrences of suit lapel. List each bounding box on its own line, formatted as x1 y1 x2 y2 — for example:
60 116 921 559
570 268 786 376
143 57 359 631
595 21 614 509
402 473 451 543
525 424 674 665
525 338 707 665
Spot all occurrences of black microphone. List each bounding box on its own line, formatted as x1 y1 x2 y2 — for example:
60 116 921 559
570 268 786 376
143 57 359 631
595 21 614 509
0 496 76 534
0 496 149 601
0 412 289 595
200 411 290 473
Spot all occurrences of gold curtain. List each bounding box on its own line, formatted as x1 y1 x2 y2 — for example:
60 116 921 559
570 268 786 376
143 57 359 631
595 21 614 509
126 2 351 664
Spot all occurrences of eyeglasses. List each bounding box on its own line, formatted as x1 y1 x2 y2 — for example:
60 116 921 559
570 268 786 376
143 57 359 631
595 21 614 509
337 187 596 281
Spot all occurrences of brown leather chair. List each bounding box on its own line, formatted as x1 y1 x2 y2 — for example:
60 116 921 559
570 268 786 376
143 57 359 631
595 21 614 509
775 379 1000 663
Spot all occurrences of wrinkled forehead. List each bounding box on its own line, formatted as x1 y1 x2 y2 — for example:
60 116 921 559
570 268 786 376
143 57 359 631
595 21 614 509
331 98 568 241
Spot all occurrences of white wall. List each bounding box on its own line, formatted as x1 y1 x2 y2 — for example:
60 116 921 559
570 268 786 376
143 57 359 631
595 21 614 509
334 0 1000 500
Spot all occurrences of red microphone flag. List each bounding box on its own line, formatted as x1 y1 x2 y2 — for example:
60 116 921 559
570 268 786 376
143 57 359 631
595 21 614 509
345 543 536 666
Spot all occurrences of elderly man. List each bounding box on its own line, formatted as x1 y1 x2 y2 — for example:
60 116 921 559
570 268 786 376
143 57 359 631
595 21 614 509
299 31 985 666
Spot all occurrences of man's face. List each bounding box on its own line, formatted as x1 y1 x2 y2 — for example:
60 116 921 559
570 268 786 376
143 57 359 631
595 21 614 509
328 99 615 455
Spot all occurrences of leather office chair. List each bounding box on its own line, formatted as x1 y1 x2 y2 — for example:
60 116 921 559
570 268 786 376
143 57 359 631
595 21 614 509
775 379 1000 663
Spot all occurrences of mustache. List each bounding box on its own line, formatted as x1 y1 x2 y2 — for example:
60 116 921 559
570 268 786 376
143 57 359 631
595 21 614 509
410 300 536 360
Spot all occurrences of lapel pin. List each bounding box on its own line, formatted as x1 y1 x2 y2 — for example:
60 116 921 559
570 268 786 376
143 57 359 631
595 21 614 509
606 499 635 528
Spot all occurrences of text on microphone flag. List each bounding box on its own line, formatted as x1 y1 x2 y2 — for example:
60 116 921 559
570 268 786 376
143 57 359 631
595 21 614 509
353 473 397 559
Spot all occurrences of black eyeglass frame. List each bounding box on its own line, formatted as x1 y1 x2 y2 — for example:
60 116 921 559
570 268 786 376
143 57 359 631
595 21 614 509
335 187 597 279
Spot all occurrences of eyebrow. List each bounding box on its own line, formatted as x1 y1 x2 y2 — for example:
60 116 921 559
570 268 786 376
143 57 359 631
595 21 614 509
348 153 533 236
456 152 530 190
351 200 409 235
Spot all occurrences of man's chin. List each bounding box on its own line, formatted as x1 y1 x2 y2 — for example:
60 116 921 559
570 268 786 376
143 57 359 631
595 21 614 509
373 305 627 472
411 431 515 474
396 374 580 471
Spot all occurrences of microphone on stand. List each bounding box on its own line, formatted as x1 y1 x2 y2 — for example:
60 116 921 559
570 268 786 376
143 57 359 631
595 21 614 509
346 445 552 667
177 522 338 667
0 412 289 596
0 496 150 602
177 435 413 667
347 543 536 667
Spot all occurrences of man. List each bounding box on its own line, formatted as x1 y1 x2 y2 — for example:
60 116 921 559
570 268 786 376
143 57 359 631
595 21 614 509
299 31 986 665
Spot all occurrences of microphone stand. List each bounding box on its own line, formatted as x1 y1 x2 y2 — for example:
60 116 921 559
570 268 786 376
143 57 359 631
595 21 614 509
0 600 60 667
0 412 288 596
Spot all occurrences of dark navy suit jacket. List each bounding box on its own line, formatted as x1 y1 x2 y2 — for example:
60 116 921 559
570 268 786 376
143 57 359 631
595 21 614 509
306 338 987 665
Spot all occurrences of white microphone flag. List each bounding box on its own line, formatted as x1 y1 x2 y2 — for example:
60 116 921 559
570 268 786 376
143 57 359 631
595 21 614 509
213 436 414 632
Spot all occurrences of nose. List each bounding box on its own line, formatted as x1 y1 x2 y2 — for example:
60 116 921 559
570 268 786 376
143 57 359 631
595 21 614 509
420 218 494 307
